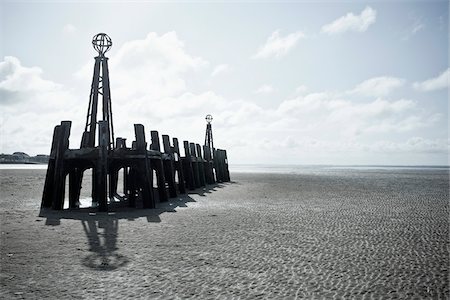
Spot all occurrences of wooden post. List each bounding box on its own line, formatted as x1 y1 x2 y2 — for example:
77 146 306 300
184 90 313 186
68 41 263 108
203 145 215 184
41 125 60 208
150 130 160 151
135 124 155 208
173 138 186 194
214 148 222 183
190 142 201 188
96 121 108 212
109 165 118 198
51 121 71 210
150 130 168 202
224 150 231 182
183 141 195 190
127 167 137 208
155 159 168 202
135 125 147 151
219 150 226 182
162 135 177 198
217 149 227 182
196 143 206 187
68 167 82 209
112 137 126 198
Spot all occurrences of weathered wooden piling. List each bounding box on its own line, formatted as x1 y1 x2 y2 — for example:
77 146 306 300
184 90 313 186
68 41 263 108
196 143 206 187
52 121 71 210
182 141 196 191
203 145 215 184
172 138 186 194
189 142 202 188
213 149 230 183
161 134 177 198
96 121 109 211
41 126 60 208
150 130 168 202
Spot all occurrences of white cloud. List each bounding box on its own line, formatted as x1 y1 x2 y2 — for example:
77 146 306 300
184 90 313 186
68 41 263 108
371 138 449 153
321 6 377 35
411 22 425 35
295 85 308 94
253 137 449 155
211 64 230 77
350 76 405 97
413 68 449 92
0 56 62 104
254 84 274 94
277 92 436 138
111 32 208 100
402 15 425 41
62 24 77 34
0 56 82 155
252 30 305 59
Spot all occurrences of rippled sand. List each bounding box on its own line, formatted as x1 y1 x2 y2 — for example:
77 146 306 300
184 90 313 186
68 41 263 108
1 168 448 299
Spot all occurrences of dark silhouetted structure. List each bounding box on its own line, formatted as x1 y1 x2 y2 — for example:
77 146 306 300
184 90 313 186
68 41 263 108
41 33 230 212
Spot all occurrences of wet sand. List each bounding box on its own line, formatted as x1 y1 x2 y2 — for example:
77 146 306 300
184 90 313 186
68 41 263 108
0 168 449 299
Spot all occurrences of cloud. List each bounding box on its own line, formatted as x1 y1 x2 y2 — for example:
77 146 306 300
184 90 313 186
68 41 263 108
413 68 449 92
254 137 449 155
411 23 425 35
254 84 274 94
252 30 305 59
0 56 61 105
349 76 405 97
277 92 436 137
295 85 308 94
402 15 425 41
321 6 376 35
111 32 208 100
0 56 82 155
62 24 77 34
211 64 230 77
370 138 449 154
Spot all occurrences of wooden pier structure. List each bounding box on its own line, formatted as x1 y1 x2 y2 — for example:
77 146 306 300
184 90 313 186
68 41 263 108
41 33 230 212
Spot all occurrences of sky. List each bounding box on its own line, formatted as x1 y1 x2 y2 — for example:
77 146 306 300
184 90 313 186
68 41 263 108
0 1 448 165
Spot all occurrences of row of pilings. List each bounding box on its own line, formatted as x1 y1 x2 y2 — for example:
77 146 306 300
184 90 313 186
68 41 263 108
41 121 230 212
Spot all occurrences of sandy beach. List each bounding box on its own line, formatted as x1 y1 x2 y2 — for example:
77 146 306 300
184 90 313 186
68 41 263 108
0 167 448 299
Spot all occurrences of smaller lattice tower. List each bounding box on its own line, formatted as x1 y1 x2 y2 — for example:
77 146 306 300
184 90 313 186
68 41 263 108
81 33 115 150
204 114 214 159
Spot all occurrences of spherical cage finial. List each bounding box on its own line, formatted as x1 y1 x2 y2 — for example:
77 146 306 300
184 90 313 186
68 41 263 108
92 33 112 56
205 114 213 124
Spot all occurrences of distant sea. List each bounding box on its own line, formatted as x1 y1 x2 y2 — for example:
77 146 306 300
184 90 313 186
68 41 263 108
0 164 48 170
229 164 449 174
1 163 447 173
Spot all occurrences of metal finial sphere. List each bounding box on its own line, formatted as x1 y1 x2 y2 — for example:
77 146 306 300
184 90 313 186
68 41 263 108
205 114 213 124
92 33 112 56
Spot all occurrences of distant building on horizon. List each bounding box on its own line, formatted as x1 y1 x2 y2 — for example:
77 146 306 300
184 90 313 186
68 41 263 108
0 152 49 164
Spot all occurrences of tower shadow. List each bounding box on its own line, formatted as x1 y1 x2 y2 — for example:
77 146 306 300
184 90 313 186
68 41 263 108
38 183 230 270
81 218 128 271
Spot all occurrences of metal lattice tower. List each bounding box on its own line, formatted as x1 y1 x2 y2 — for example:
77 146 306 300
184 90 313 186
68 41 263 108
81 33 115 150
204 114 214 159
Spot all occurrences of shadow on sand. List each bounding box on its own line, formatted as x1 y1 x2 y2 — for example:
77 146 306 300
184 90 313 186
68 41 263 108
38 183 230 271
